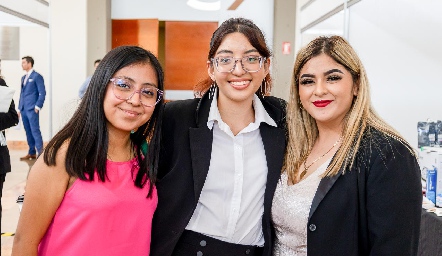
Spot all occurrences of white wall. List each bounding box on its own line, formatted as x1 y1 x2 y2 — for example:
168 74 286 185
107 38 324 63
295 0 442 149
348 0 442 148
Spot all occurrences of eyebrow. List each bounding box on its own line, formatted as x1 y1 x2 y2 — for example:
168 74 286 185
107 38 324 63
215 49 259 55
119 76 157 88
300 69 344 78
324 69 344 75
300 74 314 78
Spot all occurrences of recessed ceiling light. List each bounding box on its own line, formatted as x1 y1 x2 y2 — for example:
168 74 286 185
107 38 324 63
186 0 221 11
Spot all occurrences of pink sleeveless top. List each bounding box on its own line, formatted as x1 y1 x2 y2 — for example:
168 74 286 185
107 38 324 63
38 159 157 256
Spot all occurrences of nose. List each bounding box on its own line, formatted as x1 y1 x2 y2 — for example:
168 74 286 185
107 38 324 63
126 90 142 105
231 59 247 76
314 79 328 96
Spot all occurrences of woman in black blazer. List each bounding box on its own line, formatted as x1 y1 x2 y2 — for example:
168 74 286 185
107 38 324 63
272 36 422 255
0 77 19 223
151 18 286 256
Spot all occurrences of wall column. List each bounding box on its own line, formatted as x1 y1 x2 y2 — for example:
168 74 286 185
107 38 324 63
272 0 296 100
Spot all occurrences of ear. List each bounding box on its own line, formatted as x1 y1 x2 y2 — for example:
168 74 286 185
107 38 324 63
263 58 271 76
353 82 359 96
207 60 215 81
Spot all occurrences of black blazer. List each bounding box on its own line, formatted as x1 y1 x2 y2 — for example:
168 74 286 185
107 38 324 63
307 127 422 255
151 93 287 256
0 78 19 175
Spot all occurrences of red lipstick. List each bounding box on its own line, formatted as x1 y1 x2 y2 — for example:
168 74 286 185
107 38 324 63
313 100 332 107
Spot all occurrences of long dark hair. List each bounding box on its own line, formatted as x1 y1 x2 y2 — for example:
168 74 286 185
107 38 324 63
194 17 273 97
44 46 164 197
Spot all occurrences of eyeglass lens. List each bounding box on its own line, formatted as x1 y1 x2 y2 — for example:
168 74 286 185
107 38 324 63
214 56 264 73
111 78 162 107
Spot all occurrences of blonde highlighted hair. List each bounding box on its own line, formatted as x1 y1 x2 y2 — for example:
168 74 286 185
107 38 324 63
284 35 414 184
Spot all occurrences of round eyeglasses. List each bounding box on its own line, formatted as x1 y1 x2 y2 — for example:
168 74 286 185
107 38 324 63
110 78 163 107
211 55 266 73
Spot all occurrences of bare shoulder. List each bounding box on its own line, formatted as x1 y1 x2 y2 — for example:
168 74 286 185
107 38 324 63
28 141 70 188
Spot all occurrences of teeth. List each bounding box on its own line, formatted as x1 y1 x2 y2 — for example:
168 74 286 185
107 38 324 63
230 81 248 86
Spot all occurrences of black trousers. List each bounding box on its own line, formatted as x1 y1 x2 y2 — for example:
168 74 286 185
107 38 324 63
172 230 264 256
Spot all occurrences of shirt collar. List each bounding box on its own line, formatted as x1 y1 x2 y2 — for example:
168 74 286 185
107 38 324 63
207 90 277 130
26 69 34 75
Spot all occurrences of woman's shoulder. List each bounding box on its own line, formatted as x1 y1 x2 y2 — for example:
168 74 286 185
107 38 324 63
164 98 200 113
162 98 201 125
262 96 287 109
261 96 287 126
358 126 415 161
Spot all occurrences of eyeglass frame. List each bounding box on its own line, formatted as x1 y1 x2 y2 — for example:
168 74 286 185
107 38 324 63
109 78 164 107
210 56 267 73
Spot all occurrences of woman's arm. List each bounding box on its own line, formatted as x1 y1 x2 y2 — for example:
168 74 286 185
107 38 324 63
366 140 422 255
12 146 70 256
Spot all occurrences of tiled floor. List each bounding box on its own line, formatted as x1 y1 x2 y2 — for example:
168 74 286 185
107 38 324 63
1 150 34 256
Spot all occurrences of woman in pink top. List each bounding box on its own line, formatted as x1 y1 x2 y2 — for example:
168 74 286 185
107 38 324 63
12 46 164 256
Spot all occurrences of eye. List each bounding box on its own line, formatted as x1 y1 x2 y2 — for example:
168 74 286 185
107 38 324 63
114 79 132 90
327 75 342 82
244 56 260 63
140 87 156 97
218 57 233 65
300 79 314 86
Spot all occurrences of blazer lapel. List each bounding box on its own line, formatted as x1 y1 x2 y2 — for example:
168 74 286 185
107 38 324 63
309 171 342 219
189 93 213 201
189 128 213 201
261 124 286 205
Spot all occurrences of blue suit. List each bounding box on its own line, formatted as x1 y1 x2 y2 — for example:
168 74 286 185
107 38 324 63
18 70 46 155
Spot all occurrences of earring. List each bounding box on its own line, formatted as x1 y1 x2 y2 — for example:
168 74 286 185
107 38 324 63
260 81 266 98
209 82 217 99
260 80 268 98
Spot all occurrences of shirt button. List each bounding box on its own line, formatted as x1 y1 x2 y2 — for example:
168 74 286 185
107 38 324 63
245 249 251 254
200 240 207 247
309 224 317 231
197 251 203 256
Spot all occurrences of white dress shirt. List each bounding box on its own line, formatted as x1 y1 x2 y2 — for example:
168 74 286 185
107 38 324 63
23 69 34 85
186 91 277 246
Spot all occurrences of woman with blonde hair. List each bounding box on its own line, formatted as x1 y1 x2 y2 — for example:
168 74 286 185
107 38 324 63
271 35 422 255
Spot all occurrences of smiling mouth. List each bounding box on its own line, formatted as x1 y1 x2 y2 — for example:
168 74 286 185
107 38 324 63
313 100 332 107
119 107 141 116
229 80 249 89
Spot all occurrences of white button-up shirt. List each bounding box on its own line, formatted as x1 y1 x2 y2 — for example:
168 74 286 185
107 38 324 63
186 92 277 246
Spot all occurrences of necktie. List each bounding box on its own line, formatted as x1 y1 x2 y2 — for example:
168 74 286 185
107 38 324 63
24 74 29 85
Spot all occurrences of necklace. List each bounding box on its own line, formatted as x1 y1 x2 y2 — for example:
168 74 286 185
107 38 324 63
107 147 134 162
300 138 342 180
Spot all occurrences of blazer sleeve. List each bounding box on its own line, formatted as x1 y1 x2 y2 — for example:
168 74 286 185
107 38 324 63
34 73 46 109
0 80 19 130
365 139 422 255
0 97 19 131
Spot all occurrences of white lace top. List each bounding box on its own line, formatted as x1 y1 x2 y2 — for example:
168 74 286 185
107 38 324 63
271 158 332 255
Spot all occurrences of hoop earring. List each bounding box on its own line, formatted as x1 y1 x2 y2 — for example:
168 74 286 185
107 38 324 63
209 82 217 99
261 80 268 98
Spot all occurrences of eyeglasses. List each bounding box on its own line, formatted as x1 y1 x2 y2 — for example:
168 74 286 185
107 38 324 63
110 78 163 107
211 56 266 73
